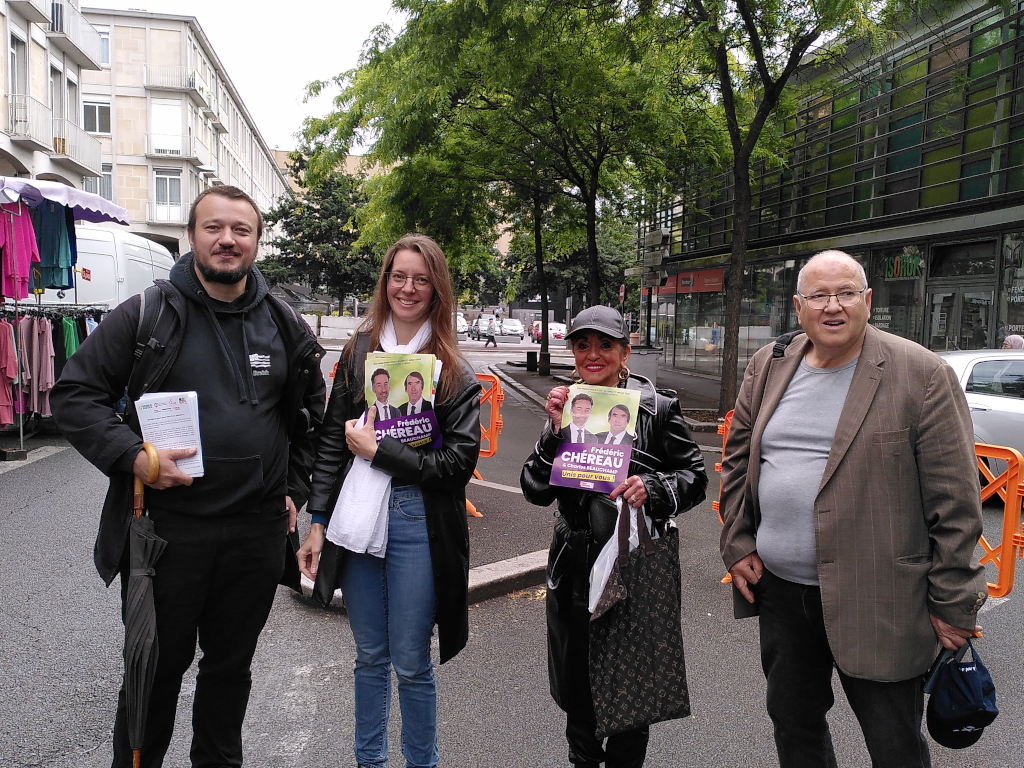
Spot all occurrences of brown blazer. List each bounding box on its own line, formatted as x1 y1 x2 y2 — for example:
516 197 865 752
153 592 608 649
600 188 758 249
720 325 987 681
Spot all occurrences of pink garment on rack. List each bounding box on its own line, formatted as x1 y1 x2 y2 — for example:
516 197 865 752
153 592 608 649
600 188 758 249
0 318 17 426
33 316 54 416
14 316 31 414
0 201 42 300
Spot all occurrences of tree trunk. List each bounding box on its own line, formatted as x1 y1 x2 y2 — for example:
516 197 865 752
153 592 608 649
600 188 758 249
585 193 600 307
534 194 551 374
719 162 751 417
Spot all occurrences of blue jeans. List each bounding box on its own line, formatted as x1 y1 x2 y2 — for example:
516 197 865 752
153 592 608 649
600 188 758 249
755 569 930 768
340 486 438 768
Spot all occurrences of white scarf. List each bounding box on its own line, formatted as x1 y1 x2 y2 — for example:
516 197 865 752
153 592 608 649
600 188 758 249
326 317 432 557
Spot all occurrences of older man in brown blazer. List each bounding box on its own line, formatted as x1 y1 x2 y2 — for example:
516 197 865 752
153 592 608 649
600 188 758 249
720 250 987 768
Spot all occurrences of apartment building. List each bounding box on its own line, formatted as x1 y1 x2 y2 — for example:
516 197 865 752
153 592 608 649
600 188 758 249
0 0 104 186
79 7 288 254
636 1 1024 377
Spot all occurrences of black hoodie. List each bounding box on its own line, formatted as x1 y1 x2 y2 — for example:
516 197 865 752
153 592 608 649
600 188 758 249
144 253 289 516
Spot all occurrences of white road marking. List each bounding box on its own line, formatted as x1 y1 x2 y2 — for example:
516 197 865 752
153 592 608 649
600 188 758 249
979 596 1009 614
469 477 524 495
0 445 68 476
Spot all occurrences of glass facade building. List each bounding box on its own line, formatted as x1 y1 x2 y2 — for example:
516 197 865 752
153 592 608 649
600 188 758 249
638 2 1024 376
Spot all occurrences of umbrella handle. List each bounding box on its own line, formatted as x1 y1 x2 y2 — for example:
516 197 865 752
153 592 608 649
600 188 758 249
133 443 160 520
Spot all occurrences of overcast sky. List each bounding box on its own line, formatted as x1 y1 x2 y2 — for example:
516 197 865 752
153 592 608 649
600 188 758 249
86 0 405 152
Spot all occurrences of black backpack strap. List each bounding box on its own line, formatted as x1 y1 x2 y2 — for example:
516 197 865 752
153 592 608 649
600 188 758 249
127 284 169 400
773 329 805 358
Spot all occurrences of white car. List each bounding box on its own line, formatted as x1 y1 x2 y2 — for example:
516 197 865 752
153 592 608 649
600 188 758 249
500 318 524 340
937 350 1024 473
456 314 468 333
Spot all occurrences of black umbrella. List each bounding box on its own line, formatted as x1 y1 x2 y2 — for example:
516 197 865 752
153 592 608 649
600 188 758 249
123 444 162 768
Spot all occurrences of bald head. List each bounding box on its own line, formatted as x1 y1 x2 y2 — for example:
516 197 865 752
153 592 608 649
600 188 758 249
797 250 868 294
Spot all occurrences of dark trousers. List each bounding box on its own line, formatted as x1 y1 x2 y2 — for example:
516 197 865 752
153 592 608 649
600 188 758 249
756 569 930 768
112 509 286 768
547 533 649 768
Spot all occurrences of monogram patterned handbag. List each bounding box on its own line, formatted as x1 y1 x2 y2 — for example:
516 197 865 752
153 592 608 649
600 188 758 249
588 505 690 738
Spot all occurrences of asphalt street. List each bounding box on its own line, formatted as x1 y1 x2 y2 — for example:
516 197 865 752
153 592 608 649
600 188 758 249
1 337 1022 767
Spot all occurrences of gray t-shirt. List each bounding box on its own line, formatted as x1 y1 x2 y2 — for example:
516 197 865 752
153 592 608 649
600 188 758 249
757 358 858 585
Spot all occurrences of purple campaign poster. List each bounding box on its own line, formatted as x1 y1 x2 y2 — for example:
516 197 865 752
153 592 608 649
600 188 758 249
373 410 441 449
551 442 632 492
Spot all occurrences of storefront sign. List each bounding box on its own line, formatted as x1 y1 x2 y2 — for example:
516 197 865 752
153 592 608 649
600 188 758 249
643 267 724 296
880 249 923 281
871 306 892 329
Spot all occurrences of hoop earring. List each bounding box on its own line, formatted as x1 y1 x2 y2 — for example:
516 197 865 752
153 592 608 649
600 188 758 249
618 366 631 382
570 368 583 384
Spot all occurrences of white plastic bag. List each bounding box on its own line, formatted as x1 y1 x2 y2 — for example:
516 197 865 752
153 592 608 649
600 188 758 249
588 498 658 613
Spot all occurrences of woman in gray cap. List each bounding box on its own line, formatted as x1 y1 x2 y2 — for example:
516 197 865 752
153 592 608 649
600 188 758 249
521 305 708 767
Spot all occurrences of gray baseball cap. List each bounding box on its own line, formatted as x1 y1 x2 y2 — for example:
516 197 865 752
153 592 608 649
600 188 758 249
566 306 629 342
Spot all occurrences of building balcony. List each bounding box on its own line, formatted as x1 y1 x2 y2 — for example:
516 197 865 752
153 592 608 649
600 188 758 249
9 0 50 24
47 1 103 70
145 134 214 168
51 119 102 176
6 95 54 152
143 66 212 108
146 200 186 225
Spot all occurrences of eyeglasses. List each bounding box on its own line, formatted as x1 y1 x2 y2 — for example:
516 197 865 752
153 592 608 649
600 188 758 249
797 288 867 310
386 271 432 290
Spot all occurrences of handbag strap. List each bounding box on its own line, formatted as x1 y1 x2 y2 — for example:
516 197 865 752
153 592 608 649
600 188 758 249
615 501 657 568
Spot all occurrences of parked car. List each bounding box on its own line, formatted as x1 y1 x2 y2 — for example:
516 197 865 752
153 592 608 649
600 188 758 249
501 318 524 340
37 225 176 308
937 349 1024 475
550 322 567 340
530 320 542 342
456 314 468 333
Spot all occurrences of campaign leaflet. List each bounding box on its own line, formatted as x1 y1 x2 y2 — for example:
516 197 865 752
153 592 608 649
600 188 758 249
364 352 441 449
550 384 641 492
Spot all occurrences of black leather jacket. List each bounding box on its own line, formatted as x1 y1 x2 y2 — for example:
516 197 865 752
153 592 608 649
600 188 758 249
519 373 708 712
307 333 481 664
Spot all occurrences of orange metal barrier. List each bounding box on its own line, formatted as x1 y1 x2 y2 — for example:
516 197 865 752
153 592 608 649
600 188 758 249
466 373 505 518
976 443 1024 598
712 420 1024 599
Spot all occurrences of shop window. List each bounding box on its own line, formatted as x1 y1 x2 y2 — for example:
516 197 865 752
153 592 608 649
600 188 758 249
930 240 997 277
869 244 925 341
921 145 960 206
960 158 992 199
998 233 1024 344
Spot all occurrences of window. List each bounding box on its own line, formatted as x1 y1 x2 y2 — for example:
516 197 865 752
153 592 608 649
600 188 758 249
84 164 113 201
154 169 182 222
9 35 26 96
83 102 111 134
97 27 110 66
966 360 1024 398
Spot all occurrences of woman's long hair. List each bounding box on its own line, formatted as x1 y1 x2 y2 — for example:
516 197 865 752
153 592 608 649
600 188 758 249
343 233 465 402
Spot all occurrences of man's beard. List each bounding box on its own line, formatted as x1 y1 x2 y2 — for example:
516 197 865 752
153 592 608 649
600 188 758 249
195 252 251 285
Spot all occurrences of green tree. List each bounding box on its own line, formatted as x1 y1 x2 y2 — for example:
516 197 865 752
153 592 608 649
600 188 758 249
301 0 717 307
261 156 379 304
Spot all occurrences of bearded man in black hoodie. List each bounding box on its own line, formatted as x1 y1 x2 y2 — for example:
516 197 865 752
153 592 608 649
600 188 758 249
51 186 326 768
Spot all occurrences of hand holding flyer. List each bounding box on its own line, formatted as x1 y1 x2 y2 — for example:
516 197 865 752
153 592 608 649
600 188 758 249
134 391 205 477
364 352 442 449
550 384 641 492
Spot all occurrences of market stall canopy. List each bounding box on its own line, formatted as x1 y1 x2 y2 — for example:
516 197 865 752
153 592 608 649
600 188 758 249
0 176 129 225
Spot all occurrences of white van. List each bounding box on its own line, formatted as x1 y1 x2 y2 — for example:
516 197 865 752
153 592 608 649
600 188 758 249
37 225 176 308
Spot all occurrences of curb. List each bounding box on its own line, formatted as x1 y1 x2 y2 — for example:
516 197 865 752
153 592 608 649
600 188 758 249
467 550 548 604
489 365 549 408
299 550 549 608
